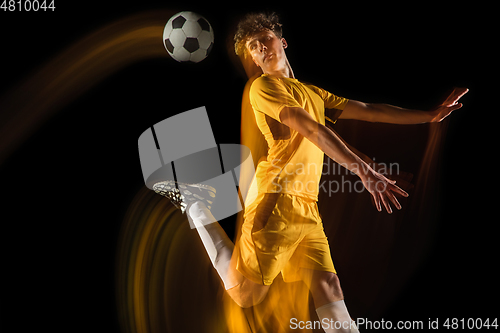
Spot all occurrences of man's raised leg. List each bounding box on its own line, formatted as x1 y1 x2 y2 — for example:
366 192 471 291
188 201 270 308
188 201 242 290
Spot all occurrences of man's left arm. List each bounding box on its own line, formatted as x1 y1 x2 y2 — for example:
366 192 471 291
339 87 468 124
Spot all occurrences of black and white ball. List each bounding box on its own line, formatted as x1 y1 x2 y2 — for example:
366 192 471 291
163 11 214 63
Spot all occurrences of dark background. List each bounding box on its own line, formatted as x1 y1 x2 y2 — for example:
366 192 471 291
1 1 495 332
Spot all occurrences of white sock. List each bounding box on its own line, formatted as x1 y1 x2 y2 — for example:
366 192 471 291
188 201 241 290
316 300 358 333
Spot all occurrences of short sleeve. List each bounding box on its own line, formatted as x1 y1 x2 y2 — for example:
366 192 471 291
307 85 349 111
306 84 349 124
249 76 302 122
324 108 344 124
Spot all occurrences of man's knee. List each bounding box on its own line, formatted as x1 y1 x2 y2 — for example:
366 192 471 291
324 272 341 288
312 271 344 301
227 278 270 308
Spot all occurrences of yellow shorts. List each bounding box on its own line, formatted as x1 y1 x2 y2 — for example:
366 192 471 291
235 192 336 286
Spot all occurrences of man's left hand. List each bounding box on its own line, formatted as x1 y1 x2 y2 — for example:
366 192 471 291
431 87 469 122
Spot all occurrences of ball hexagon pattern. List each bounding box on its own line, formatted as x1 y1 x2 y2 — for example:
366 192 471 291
163 11 214 63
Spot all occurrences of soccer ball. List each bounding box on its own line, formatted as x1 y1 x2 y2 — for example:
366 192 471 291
163 11 214 63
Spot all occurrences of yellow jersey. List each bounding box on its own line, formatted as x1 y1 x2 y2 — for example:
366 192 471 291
249 74 348 200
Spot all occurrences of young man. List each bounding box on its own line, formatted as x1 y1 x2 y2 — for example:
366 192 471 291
159 13 467 333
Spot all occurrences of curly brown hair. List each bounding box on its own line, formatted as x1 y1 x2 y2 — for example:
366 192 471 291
234 12 283 57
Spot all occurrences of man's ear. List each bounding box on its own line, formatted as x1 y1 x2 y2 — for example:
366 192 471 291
281 38 288 49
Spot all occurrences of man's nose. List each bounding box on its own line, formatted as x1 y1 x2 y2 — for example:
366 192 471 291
259 43 267 52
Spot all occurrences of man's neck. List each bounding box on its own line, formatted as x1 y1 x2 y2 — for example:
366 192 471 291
263 58 295 79
264 68 290 78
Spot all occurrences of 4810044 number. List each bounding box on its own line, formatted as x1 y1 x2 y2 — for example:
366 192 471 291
443 318 498 330
1 0 55 11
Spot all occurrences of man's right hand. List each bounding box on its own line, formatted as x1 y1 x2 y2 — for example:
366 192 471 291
360 169 409 214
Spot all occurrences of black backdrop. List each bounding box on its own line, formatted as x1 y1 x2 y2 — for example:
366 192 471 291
1 1 495 332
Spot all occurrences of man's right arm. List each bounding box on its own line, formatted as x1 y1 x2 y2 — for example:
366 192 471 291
279 106 408 213
280 107 366 177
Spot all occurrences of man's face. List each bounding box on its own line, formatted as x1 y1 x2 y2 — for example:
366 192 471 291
246 30 288 73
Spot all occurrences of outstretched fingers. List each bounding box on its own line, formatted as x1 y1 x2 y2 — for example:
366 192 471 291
386 190 402 211
445 87 469 107
449 102 463 112
372 192 382 212
371 182 409 214
389 182 409 198
379 191 393 214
